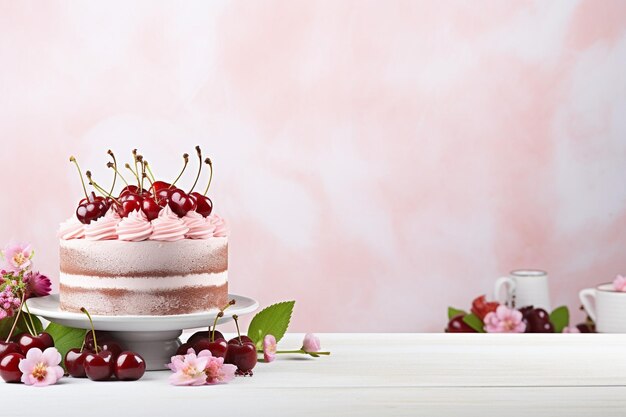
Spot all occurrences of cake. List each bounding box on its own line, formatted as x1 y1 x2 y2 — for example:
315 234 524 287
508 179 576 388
58 147 229 315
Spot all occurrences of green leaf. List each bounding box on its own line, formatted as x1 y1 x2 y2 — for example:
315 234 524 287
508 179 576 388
462 313 485 333
550 306 569 333
448 307 467 320
247 301 295 349
0 313 43 340
44 322 87 369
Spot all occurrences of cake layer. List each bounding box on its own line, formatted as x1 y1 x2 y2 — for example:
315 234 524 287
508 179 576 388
59 283 229 315
60 238 227 277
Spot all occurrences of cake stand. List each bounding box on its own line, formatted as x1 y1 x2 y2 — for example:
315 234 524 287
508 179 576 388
25 294 259 371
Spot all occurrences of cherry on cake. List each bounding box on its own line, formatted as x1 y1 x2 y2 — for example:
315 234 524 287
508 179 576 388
58 147 229 315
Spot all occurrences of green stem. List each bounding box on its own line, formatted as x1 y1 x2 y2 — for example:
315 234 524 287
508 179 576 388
261 349 331 356
5 291 26 342
145 161 156 182
81 307 98 354
22 298 38 336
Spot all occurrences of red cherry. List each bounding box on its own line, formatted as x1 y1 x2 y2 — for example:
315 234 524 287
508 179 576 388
0 352 24 383
154 188 172 208
65 348 91 378
446 314 477 333
175 342 194 356
187 330 224 346
83 331 114 351
116 193 143 218
141 197 161 221
17 332 54 354
119 185 140 197
150 181 171 193
225 341 257 375
0 342 22 359
194 338 228 359
84 350 115 381
190 192 213 217
76 199 108 224
114 351 146 381
168 189 197 217
470 295 499 321
227 336 254 346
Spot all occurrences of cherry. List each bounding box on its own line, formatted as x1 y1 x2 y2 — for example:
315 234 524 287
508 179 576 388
114 351 146 381
190 192 213 217
76 199 108 224
141 197 161 221
470 295 499 321
119 185 140 197
175 342 194 356
0 352 24 383
194 338 228 359
154 188 172 207
81 307 114 381
168 188 197 217
227 335 254 345
576 323 595 333
116 193 143 218
446 314 477 333
224 315 257 375
65 348 91 378
150 181 171 193
17 332 54 354
0 342 22 359
84 350 115 381
521 307 554 333
187 330 224 346
83 330 115 351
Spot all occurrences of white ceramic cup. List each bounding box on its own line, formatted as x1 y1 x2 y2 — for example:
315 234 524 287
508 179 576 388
494 270 551 311
579 284 626 333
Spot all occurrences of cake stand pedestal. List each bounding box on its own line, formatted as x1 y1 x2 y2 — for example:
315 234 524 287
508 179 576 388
26 294 259 371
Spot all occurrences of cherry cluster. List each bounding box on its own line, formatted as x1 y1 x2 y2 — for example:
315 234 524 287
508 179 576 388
71 147 214 224
65 308 146 381
176 301 257 376
0 331 55 383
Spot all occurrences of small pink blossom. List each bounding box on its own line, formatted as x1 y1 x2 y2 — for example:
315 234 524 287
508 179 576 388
23 271 52 298
167 350 209 386
562 326 580 333
198 350 236 384
19 347 64 386
1 243 33 274
0 286 20 318
483 305 526 333
302 333 321 352
613 275 626 292
263 335 277 362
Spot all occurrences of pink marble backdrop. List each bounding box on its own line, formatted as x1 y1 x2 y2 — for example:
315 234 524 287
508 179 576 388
1 1 626 332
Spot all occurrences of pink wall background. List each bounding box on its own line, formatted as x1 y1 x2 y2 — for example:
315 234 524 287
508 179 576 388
1 1 626 332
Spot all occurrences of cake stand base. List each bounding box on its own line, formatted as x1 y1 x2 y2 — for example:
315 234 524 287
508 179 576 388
26 294 259 371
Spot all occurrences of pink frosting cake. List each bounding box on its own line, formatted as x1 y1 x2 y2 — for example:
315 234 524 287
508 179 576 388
58 206 229 315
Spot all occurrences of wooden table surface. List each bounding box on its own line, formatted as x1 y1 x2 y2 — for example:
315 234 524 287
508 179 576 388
3 333 626 417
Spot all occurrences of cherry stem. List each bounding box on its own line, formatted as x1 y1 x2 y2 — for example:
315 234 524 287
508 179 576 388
107 162 129 187
86 171 121 205
107 150 117 196
273 350 331 355
233 314 242 344
132 149 140 187
203 158 213 196
125 163 141 186
169 153 189 189
5 291 26 342
210 299 236 342
81 307 98 354
137 155 144 194
142 172 153 187
145 161 156 182
22 300 37 336
69 156 89 199
189 146 203 193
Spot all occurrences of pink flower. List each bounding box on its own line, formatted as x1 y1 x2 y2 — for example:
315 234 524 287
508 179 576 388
302 333 321 352
613 275 626 292
0 286 20 318
562 326 580 333
23 271 52 298
263 335 277 362
483 306 526 333
1 243 33 274
19 347 64 386
167 350 209 386
198 350 236 384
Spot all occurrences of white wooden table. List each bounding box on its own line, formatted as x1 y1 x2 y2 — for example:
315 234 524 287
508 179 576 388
3 333 626 417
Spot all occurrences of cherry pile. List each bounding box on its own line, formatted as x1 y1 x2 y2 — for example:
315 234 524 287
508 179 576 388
65 308 146 381
0 332 55 383
71 147 214 224
176 301 257 376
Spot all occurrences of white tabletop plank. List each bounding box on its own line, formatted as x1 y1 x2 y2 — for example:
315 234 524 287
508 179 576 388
3 333 626 417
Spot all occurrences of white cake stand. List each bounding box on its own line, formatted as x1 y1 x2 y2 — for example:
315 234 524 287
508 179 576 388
26 294 259 371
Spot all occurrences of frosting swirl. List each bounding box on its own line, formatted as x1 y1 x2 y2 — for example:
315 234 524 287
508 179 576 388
116 209 153 242
84 207 120 241
150 205 189 242
182 211 215 239
58 216 85 240
208 214 229 237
